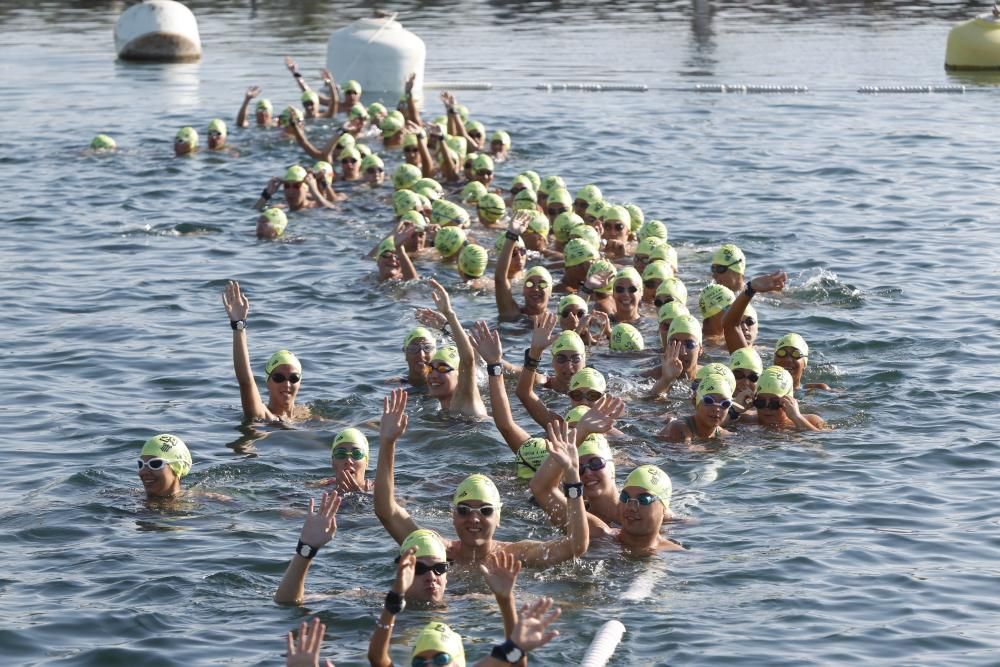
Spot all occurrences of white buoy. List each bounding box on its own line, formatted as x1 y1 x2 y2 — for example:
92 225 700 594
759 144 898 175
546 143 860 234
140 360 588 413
580 620 627 667
114 0 201 62
326 15 426 101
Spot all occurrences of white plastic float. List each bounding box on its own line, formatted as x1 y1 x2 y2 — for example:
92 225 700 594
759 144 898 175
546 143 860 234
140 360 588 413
945 6 1000 70
326 14 426 101
580 620 627 667
115 0 201 62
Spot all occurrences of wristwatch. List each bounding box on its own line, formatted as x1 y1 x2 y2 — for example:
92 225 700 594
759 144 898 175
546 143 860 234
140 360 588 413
487 363 503 377
744 280 756 298
230 319 247 331
384 590 405 615
563 482 584 500
490 639 524 663
295 540 319 559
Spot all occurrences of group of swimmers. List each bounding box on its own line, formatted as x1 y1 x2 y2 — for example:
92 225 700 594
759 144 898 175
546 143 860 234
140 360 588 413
118 58 836 666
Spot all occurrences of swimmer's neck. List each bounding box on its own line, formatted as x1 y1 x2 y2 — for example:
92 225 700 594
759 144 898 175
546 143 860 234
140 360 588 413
267 397 296 420
453 538 499 563
616 524 665 552
146 480 182 499
692 414 721 438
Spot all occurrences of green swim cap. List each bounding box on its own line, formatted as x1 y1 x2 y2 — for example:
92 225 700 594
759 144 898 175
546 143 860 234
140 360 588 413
516 437 550 480
624 203 645 232
461 180 488 204
696 363 737 396
558 294 587 314
432 345 460 370
712 243 746 275
494 231 525 253
141 434 193 478
467 120 485 137
434 226 466 258
265 349 301 376
175 126 198 147
412 623 466 667
699 284 736 319
570 367 606 394
578 433 612 460
472 153 494 173
414 184 440 202
360 153 383 171
519 170 541 192
657 301 689 323
90 134 116 150
392 190 422 217
446 135 468 160
552 330 585 356
343 80 362 94
260 208 288 237
743 303 758 324
757 366 794 397
638 220 668 242
652 244 679 272
452 473 501 507
349 103 368 120
565 405 589 427
393 163 422 191
510 175 532 192
368 102 387 117
403 132 420 149
301 90 319 106
255 98 273 113
332 428 369 458
575 184 603 205
458 244 488 278
431 199 470 228
414 178 443 197
642 260 674 284
525 210 550 236
604 205 631 225
585 259 617 295
655 277 688 304
376 237 395 257
335 133 356 151
610 323 645 352
477 193 506 223
404 327 435 349
563 239 598 268
313 160 333 178
635 237 665 258
776 333 809 357
512 187 538 212
284 165 307 183
456 104 470 123
538 175 566 196
585 199 607 220
524 265 552 288
401 529 447 561
730 347 764 375
668 314 702 344
623 464 671 507
569 225 602 249
491 129 511 146
380 112 403 137
278 107 303 127
552 212 584 243
547 187 573 208
615 266 642 289
339 147 361 162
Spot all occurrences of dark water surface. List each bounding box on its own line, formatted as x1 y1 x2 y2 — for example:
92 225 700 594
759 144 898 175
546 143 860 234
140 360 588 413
2 2 999 665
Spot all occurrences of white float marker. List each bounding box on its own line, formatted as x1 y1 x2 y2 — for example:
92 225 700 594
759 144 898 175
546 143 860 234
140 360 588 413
580 619 627 667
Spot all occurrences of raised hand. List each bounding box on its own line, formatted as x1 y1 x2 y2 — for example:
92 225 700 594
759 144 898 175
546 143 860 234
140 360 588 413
530 312 560 354
582 310 610 338
584 267 615 292
780 394 803 419
320 68 333 84
510 597 561 653
479 550 521 600
660 340 684 382
284 55 299 74
577 395 625 436
748 270 788 294
286 617 334 667
394 547 417 594
380 388 409 443
299 491 341 549
440 91 456 109
414 307 447 329
337 471 363 495
508 211 531 236
427 278 453 316
404 72 416 95
469 320 503 364
265 176 283 196
544 420 576 472
245 85 261 100
223 280 250 321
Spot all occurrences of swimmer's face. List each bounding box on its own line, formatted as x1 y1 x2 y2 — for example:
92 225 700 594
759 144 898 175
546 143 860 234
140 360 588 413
343 90 359 106
207 131 225 150
774 347 806 384
283 180 307 207
302 101 317 118
340 156 360 180
509 245 526 273
521 278 550 309
618 485 665 537
173 139 195 156
696 393 728 427
568 388 603 409
490 139 506 155
573 199 588 217
451 500 498 547
669 334 701 371
266 363 301 404
712 266 743 292
563 262 590 288
474 168 493 187
552 351 585 383
427 362 458 400
138 454 179 498
404 338 434 374
754 392 785 426
579 454 614 499
256 217 280 240
331 445 367 485
406 556 448 604
402 225 426 252
365 166 385 186
732 369 758 406
613 279 639 312
522 231 547 252
378 251 402 280
740 315 759 347
602 219 629 243
413 650 455 667
255 109 272 126
559 306 586 334
403 145 421 166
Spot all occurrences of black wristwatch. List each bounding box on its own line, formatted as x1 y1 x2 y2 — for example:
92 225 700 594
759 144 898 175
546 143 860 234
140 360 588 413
487 363 504 377
563 482 584 500
230 319 247 331
384 590 405 615
295 540 319 559
505 230 520 242
490 639 524 663
579 283 595 296
523 349 540 368
744 281 756 298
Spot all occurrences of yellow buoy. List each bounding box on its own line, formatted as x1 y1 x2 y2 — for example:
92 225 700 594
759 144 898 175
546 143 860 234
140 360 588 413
945 12 1000 70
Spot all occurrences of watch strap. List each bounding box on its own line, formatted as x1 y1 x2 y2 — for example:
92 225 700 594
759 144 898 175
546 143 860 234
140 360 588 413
523 349 540 369
295 540 319 559
384 590 405 615
505 230 520 242
490 639 524 663
744 280 756 298
230 319 247 331
487 363 504 377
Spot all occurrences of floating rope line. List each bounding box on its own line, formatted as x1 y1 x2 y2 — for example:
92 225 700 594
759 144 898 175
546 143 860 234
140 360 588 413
858 85 966 93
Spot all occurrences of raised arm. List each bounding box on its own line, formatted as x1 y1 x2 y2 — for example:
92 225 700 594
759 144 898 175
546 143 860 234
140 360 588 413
222 281 267 420
304 173 343 208
236 86 260 128
515 313 561 428
373 389 420 544
648 340 684 397
403 73 422 126
319 68 337 116
470 321 531 452
274 492 342 604
286 617 334 667
723 270 787 353
254 177 282 211
472 598 561 667
496 213 530 320
288 120 329 162
368 548 415 667
285 56 309 93
394 227 419 281
428 279 484 416
480 551 522 643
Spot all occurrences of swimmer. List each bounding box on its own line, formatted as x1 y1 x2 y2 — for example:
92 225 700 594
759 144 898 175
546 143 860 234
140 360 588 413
641 261 674 304
235 86 275 128
285 57 341 116
338 146 362 180
610 267 643 324
441 91 483 152
658 373 734 443
137 433 193 499
554 238 599 293
401 125 436 177
362 153 386 186
648 314 704 394
601 205 634 259
288 118 363 163
222 281 310 422
89 134 116 151
711 243 746 292
457 244 491 288
489 129 511 160
374 233 419 283
256 208 288 240
557 294 611 346
206 119 227 150
739 366 826 431
327 428 375 493
173 126 197 156
273 491 343 605
400 327 436 387
496 214 554 321
379 111 405 149
699 283 736 340
374 388 588 565
254 165 345 211
633 236 665 277
728 346 765 418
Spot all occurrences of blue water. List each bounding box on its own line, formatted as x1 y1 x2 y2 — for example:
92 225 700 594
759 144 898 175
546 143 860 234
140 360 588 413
2 1 999 665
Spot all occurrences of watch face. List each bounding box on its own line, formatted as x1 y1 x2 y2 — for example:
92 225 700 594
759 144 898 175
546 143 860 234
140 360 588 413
236 321 246 331
506 647 524 662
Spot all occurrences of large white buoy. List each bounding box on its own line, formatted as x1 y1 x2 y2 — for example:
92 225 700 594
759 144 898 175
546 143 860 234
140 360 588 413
326 15 426 101
945 10 1000 70
115 0 202 62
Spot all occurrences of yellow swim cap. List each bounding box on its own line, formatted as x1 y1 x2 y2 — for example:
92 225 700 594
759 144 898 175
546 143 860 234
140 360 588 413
525 210 550 236
284 165 307 183
412 622 465 667
510 174 532 192
569 224 602 249
494 231 525 253
615 266 642 288
668 314 702 344
575 184 603 205
332 428 369 458
563 239 599 268
642 260 674 283
638 220 668 242
361 154 384 172
547 187 573 208
401 529 448 561
467 120 485 136
278 107 303 127
604 205 631 225
570 367 606 394
757 365 794 397
696 364 737 396
313 161 334 178
520 170 541 192
623 464 672 507
405 327 435 348
491 130 511 146
432 346 460 370
624 203 644 232
260 208 288 237
655 277 688 304
458 244 488 278
538 175 566 196
585 199 606 220
587 259 617 295
368 102 387 117
456 104 470 123
516 438 550 479
339 147 361 163
393 190 422 217
552 331 585 356
414 178 443 197
448 136 468 161
512 188 538 212
265 349 302 376
434 226 467 258
610 323 645 352
565 405 589 426
712 243 746 275
336 133 356 151
301 90 319 106
452 473 501 507
699 284 736 319
349 103 368 120
256 99 273 113
578 433 612 459
472 153 494 173
558 294 587 314
730 347 764 375
553 212 585 243
461 181 487 204
393 163 422 191
141 434 192 478
657 301 690 323
776 333 809 358
343 80 362 94
432 199 470 228
477 193 506 223
175 126 198 147
696 373 734 402
355 143 372 158
90 134 116 150
635 237 665 258
524 265 553 288
380 113 403 137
